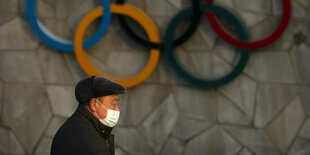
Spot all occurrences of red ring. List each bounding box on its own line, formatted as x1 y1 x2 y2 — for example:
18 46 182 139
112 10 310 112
205 0 291 49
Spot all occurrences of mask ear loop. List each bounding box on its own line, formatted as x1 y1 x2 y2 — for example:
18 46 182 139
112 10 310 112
93 98 107 119
94 111 102 119
97 99 108 110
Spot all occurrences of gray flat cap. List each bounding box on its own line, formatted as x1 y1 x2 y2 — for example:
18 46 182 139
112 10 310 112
75 76 126 104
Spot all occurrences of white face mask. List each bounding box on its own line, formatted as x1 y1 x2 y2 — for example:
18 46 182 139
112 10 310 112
95 99 120 127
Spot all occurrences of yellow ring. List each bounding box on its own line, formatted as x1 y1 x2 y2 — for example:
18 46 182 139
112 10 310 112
74 4 160 88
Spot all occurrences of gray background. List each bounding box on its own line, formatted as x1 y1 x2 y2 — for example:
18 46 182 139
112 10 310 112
0 0 310 154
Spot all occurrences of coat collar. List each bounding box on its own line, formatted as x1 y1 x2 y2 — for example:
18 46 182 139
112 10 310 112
77 105 113 139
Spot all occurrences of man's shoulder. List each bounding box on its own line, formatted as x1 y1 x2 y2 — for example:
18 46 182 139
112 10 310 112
51 115 109 155
54 113 98 139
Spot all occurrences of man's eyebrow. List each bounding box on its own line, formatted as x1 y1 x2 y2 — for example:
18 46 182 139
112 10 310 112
110 97 119 104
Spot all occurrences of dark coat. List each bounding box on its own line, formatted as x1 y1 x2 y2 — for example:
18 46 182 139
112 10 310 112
51 105 115 155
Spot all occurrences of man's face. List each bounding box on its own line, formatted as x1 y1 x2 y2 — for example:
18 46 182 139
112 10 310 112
96 94 120 119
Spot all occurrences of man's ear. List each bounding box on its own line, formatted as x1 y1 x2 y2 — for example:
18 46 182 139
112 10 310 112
89 98 97 112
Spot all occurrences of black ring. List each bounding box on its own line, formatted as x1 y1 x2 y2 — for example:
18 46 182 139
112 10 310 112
115 0 201 50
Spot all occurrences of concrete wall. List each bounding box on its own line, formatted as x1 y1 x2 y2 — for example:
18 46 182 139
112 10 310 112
0 0 310 154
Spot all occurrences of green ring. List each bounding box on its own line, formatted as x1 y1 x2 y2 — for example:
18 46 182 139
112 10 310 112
164 3 250 88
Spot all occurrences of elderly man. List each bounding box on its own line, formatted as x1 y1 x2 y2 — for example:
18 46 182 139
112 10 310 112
51 76 126 155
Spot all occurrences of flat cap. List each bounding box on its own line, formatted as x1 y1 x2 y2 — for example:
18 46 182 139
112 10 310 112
75 76 126 104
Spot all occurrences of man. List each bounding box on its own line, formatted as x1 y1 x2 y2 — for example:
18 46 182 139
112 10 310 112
51 76 126 155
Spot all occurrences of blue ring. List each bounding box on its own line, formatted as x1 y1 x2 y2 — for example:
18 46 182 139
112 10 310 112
26 0 111 52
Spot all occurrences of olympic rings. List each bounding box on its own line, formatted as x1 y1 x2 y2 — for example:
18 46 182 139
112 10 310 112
164 3 250 88
26 0 111 52
116 0 201 50
205 0 291 49
74 4 161 88
26 0 291 88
